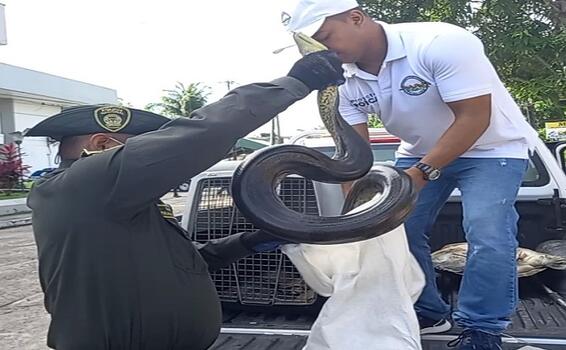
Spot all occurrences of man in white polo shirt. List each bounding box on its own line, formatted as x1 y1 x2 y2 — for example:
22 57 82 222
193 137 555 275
282 0 539 349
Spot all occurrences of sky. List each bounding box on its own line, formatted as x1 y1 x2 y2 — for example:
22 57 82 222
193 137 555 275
0 0 322 137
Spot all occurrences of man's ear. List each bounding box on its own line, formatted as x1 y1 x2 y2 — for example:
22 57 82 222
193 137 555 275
88 133 111 151
349 9 366 27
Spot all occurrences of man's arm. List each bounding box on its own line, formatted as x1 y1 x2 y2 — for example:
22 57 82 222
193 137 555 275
406 28 494 189
407 95 490 189
59 52 344 218
338 86 372 194
341 123 370 194
107 77 310 213
195 230 285 272
86 51 344 215
194 234 252 272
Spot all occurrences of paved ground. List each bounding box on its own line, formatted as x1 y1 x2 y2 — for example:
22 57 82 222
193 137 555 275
0 192 189 350
0 225 48 350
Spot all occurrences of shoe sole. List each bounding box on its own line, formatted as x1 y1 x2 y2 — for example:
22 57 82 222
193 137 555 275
420 320 452 335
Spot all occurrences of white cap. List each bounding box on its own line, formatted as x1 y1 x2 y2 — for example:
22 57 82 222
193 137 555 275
281 0 360 37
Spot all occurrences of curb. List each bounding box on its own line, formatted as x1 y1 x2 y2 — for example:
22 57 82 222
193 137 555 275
0 217 32 229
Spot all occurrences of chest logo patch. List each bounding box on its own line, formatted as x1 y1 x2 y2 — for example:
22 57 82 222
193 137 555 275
400 76 430 96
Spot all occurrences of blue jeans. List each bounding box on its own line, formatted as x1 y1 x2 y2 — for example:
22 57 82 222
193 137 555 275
395 157 528 334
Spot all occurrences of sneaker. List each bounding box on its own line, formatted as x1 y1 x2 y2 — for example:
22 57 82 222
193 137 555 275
447 329 503 349
418 316 452 334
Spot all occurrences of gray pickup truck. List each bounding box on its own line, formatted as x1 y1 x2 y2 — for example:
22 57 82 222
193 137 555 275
181 129 566 350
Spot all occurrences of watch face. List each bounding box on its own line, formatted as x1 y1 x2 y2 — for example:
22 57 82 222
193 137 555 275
428 169 441 181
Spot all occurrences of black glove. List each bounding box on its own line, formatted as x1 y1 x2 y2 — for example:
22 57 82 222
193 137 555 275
287 50 345 91
240 229 290 253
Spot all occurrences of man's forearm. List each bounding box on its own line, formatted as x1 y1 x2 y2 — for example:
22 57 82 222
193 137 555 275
420 114 489 168
105 77 311 213
420 95 491 169
342 123 370 195
194 233 253 272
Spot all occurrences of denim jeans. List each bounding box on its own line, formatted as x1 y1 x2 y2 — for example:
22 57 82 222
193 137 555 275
395 157 528 334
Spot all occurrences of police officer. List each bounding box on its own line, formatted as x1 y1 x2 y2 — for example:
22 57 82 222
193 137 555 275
25 51 345 350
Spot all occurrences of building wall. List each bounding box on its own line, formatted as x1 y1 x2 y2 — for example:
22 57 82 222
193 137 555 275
0 98 13 144
0 3 6 45
0 64 118 173
14 101 61 172
0 64 118 105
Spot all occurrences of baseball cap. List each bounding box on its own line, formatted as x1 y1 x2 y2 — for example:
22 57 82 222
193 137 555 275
281 0 360 37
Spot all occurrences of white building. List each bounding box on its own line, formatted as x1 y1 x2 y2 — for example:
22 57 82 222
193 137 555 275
0 3 6 45
0 4 118 173
0 64 118 172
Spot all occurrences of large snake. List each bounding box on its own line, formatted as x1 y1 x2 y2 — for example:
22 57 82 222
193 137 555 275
231 33 417 244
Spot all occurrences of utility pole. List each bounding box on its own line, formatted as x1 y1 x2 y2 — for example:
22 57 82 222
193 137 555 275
270 115 282 145
276 115 281 144
224 80 236 92
221 80 238 156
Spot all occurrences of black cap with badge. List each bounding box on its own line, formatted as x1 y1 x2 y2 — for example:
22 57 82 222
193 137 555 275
24 105 171 141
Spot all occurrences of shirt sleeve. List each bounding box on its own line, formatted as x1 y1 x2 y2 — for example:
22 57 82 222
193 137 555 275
338 85 369 125
423 28 493 103
63 77 310 216
194 233 253 272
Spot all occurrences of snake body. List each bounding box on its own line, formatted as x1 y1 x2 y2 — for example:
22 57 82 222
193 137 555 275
231 33 416 244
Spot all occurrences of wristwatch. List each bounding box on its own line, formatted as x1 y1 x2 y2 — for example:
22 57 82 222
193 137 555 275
414 162 441 181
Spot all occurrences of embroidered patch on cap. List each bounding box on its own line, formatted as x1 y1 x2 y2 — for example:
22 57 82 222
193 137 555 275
94 106 132 132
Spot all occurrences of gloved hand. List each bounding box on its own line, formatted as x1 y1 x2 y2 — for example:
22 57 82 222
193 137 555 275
287 50 345 91
240 229 290 253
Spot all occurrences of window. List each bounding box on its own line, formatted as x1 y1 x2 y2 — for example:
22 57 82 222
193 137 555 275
313 144 549 187
314 144 398 163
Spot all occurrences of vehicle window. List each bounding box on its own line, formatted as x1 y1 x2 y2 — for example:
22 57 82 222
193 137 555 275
314 144 398 163
313 145 549 187
522 152 550 187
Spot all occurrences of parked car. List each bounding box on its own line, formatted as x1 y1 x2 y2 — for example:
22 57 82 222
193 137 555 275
29 167 56 181
181 128 566 349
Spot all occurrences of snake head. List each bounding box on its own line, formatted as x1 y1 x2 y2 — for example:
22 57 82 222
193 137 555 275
293 32 328 56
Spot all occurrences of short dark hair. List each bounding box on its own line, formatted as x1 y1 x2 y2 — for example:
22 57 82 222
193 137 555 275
334 6 369 21
59 135 90 160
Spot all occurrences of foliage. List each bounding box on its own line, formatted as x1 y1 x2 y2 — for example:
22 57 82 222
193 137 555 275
360 0 566 128
368 114 384 128
0 143 30 190
146 82 210 118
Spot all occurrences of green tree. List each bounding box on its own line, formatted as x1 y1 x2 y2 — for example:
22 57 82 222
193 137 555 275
360 0 566 128
117 97 133 107
146 82 210 118
368 114 384 128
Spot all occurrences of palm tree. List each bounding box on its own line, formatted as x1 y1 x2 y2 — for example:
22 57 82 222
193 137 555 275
146 82 210 118
146 82 210 197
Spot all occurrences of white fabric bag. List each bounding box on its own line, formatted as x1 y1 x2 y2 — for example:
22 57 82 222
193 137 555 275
282 224 425 350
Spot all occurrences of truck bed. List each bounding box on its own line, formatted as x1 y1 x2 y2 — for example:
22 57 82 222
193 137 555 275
211 278 566 349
